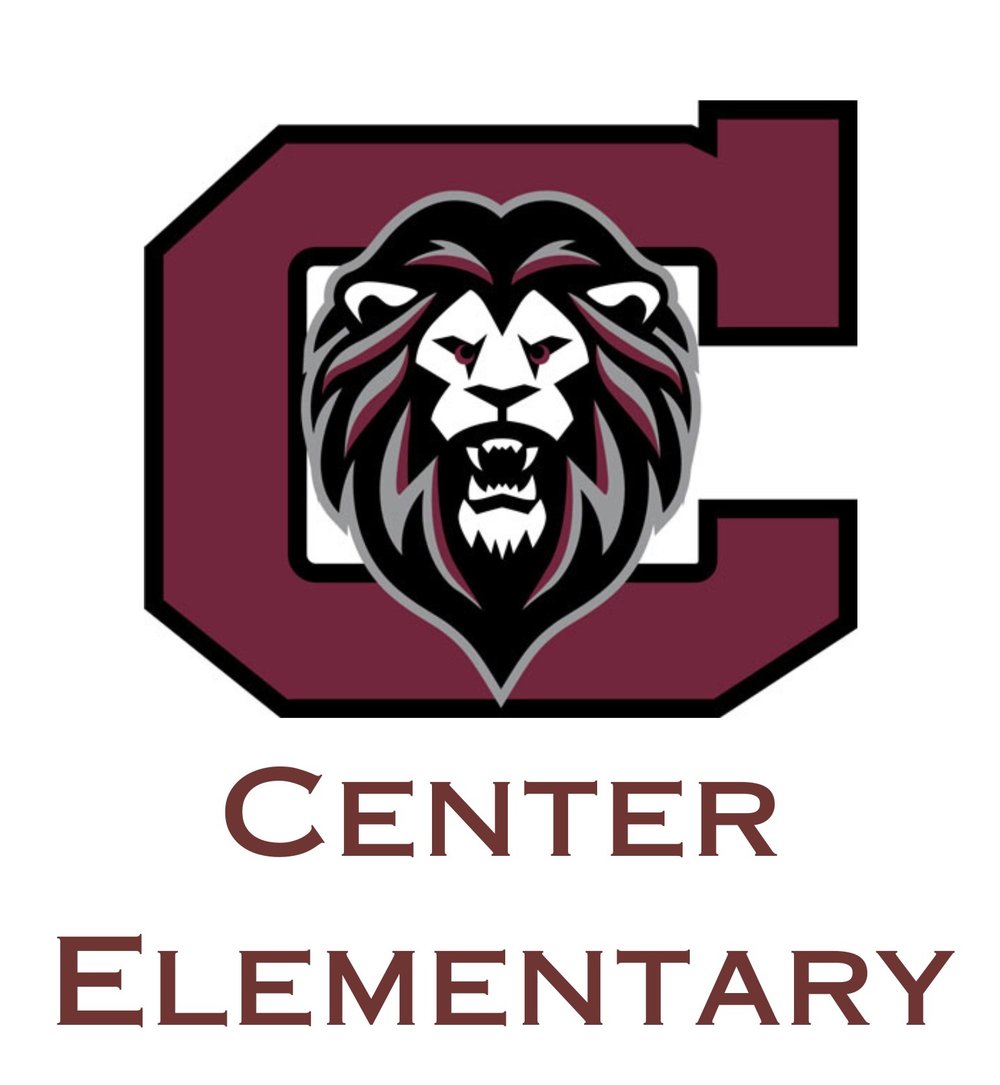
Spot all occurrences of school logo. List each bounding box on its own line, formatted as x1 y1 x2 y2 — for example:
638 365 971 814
146 103 857 715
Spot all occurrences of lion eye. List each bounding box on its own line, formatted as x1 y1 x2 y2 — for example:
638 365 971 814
520 335 569 367
435 335 483 366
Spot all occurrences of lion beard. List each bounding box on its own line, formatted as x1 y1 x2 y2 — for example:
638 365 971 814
334 388 680 701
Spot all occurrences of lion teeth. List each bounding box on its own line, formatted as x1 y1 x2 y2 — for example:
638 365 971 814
483 438 523 453
524 447 538 468
467 477 537 501
466 447 481 469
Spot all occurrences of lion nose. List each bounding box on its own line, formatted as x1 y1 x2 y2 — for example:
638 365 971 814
467 385 538 413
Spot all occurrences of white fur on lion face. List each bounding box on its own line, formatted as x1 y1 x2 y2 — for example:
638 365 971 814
414 290 588 440
415 289 586 555
458 499 546 555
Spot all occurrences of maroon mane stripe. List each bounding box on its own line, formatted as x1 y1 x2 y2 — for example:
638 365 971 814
512 252 598 284
321 296 434 391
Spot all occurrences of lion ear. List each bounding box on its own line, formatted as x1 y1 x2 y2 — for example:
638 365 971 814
343 281 418 321
586 281 661 322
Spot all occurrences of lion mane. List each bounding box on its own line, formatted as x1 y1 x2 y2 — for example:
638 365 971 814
302 192 698 701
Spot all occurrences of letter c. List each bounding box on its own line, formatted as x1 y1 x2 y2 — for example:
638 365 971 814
225 766 323 857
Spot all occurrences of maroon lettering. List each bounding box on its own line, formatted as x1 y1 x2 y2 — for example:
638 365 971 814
697 951 778 1025
240 950 311 1025
343 782 414 857
616 950 691 1025
523 781 598 856
435 951 507 1025
226 767 323 858
329 950 414 1024
700 781 776 856
612 782 683 856
430 782 509 856
792 951 868 1025
58 935 143 1026
877 950 953 1025
159 951 227 1025
524 951 601 1025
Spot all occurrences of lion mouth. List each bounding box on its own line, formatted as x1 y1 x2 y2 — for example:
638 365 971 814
457 436 546 555
463 437 539 512
467 475 537 502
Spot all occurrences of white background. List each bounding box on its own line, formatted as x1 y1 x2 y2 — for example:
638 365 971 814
2 2 997 1082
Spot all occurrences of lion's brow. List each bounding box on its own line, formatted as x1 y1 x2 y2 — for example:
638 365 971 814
512 240 599 284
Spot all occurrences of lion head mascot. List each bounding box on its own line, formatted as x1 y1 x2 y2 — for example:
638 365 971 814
302 192 699 701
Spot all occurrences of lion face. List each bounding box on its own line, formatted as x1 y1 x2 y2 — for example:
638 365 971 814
303 193 698 701
415 288 589 558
